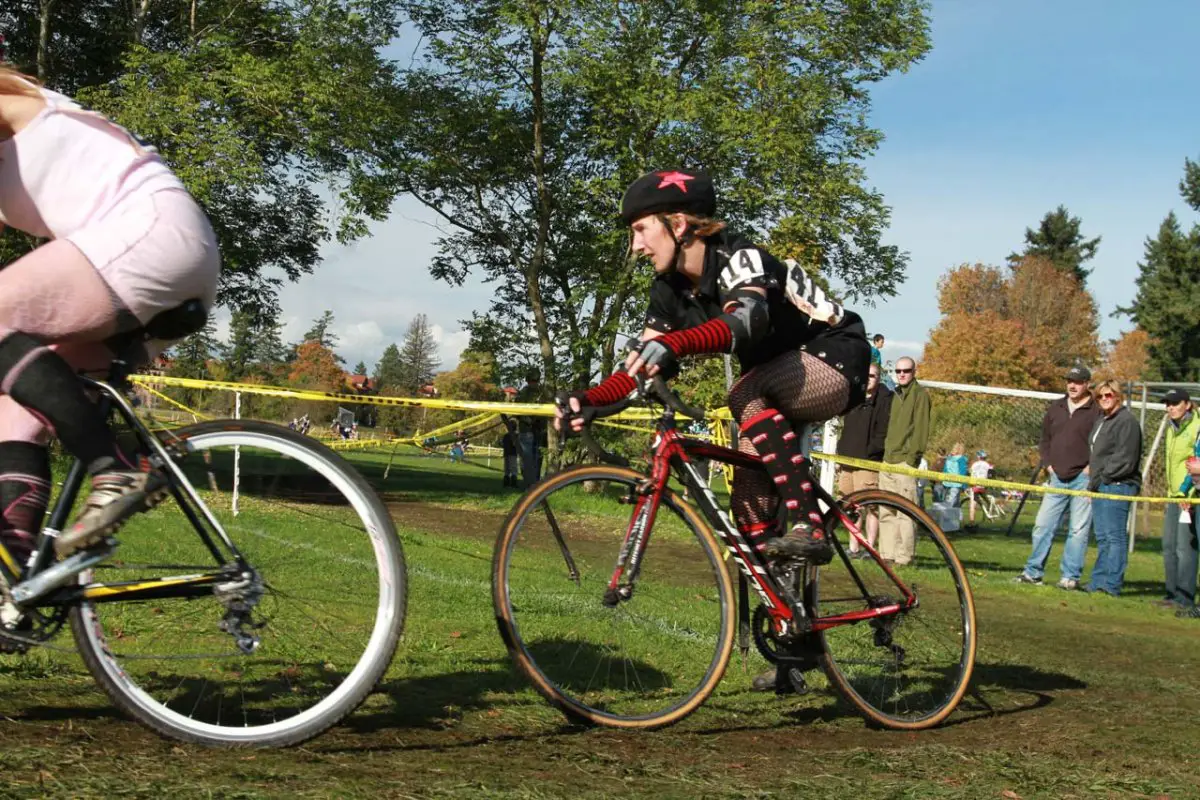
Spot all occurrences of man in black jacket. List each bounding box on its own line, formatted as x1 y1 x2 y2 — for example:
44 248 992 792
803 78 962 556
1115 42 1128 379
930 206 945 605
837 363 892 557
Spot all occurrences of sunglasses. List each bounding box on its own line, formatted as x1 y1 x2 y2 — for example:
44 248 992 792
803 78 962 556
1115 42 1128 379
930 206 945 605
895 368 913 375
1098 392 1117 399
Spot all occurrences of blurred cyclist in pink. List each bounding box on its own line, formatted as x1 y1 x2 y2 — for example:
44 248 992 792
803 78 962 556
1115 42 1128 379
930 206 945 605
0 62 219 565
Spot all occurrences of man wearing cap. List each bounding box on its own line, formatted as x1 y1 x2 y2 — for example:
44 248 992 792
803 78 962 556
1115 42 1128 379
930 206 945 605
1015 365 1101 589
1160 388 1200 610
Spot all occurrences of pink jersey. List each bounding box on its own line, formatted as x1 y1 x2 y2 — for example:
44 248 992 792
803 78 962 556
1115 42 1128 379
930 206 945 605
0 84 184 239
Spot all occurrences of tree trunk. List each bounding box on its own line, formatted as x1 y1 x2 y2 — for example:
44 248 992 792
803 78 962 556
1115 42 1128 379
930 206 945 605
37 0 57 81
599 248 640 375
132 0 153 44
526 6 561 463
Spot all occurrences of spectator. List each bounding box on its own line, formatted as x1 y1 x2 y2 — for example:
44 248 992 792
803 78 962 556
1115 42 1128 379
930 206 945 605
1085 380 1143 597
1178 451 1200 618
966 450 994 528
837 362 892 558
870 334 885 367
449 429 466 463
941 443 969 507
516 368 547 487
879 356 931 565
929 447 948 503
501 418 520 488
1158 388 1200 610
1015 366 1101 590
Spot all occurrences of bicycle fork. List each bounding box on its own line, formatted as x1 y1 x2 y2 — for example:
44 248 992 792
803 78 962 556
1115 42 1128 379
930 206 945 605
603 477 663 607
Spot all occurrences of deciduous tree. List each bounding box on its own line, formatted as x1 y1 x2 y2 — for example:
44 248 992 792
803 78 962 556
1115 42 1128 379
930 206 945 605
287 340 344 391
394 0 930 389
922 258 1100 390
1097 328 1155 384
0 1 405 317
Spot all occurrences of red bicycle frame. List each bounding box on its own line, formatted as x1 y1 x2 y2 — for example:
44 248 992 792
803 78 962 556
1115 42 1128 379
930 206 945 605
603 423 917 636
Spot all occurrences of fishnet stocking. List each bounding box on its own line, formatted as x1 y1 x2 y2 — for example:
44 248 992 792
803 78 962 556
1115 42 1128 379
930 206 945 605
728 352 850 530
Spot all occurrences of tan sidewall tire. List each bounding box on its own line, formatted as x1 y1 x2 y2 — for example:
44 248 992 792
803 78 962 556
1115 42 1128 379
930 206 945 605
492 463 735 730
817 488 977 730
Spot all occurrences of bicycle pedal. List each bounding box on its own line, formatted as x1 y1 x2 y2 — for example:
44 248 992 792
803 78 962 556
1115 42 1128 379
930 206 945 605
786 667 810 695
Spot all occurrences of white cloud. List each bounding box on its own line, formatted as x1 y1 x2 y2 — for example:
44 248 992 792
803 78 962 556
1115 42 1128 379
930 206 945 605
430 324 472 370
336 321 386 368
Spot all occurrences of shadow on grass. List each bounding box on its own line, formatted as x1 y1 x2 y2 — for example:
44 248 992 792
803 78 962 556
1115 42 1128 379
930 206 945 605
942 661 1088 728
0 704 125 723
335 639 677 747
695 661 1087 737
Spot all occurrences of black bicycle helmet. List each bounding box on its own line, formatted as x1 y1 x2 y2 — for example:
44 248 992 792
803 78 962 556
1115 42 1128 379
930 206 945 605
620 169 716 225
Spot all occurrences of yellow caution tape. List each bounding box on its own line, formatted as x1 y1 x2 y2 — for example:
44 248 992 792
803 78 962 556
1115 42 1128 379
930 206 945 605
130 374 729 422
818 452 1198 505
138 384 214 421
133 374 1189 504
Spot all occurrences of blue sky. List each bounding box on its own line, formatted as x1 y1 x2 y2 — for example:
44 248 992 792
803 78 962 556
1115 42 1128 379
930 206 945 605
267 0 1200 374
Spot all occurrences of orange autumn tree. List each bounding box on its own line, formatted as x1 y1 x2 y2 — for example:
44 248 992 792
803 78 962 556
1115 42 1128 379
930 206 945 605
288 340 345 391
922 258 1100 390
1006 256 1101 374
1096 328 1155 383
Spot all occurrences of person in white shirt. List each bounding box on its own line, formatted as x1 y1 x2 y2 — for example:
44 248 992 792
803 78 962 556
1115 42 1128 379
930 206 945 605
967 450 994 528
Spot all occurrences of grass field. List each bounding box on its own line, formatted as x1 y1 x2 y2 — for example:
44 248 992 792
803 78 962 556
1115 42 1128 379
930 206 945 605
2 445 1199 799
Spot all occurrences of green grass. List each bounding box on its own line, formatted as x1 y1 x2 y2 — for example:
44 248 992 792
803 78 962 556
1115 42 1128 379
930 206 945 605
1 450 1199 799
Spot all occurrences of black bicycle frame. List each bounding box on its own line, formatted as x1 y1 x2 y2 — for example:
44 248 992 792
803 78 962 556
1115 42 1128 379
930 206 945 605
0 370 250 609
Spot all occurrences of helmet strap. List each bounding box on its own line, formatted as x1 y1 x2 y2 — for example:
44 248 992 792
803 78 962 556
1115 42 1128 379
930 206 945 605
657 213 690 272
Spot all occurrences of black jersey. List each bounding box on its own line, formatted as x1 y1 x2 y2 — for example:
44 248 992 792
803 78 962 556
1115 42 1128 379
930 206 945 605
643 232 869 392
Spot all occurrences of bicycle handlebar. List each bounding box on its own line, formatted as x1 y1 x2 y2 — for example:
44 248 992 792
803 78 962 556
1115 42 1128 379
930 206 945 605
567 374 708 466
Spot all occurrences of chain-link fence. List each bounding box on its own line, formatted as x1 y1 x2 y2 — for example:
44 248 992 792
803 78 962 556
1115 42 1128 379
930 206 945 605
922 380 1170 541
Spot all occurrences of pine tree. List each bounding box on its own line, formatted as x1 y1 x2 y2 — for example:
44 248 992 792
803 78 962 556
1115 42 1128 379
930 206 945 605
1010 206 1100 284
374 343 405 391
303 311 340 350
397 314 440 392
253 317 289 370
223 309 259 380
1118 213 1200 381
300 311 343 364
352 360 367 376
168 319 220 380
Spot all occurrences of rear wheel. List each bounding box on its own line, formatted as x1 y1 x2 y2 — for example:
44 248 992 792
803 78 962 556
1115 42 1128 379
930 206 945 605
812 489 976 730
493 464 735 729
69 420 406 747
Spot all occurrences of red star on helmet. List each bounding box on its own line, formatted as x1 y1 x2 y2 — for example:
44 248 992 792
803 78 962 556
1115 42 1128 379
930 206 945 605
656 171 695 192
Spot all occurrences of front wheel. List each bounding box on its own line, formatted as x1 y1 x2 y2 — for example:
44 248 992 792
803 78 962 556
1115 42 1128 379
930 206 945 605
493 464 735 729
70 420 407 747
812 489 976 730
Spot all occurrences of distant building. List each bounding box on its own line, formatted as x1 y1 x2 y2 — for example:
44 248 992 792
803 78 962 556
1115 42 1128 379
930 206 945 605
345 373 376 392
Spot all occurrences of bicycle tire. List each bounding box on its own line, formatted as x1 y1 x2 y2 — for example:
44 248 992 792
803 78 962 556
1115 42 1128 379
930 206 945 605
69 419 407 747
813 488 976 730
493 464 735 729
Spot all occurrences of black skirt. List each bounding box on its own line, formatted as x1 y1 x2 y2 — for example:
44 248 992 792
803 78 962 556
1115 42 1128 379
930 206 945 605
797 311 872 414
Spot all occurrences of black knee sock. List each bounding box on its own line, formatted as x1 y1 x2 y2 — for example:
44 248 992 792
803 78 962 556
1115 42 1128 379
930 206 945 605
0 332 124 474
740 408 823 532
0 441 51 564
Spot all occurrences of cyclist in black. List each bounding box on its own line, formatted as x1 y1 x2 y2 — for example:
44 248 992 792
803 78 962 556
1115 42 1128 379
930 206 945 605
558 169 870 565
